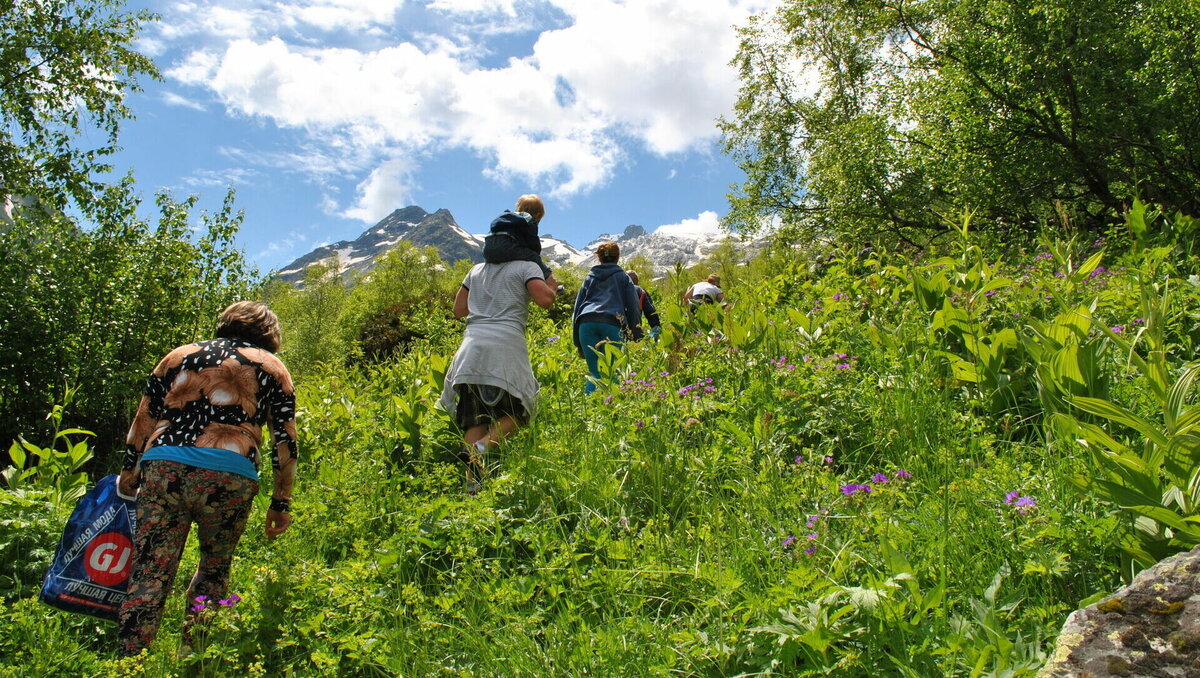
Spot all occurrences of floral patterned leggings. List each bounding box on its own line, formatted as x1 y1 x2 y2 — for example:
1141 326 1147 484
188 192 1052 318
117 460 258 656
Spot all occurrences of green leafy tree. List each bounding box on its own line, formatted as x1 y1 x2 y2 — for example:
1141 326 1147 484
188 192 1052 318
1 0 158 216
0 186 260 463
722 0 1200 247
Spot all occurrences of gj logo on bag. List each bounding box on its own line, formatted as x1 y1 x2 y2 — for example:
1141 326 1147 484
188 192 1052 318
40 474 138 622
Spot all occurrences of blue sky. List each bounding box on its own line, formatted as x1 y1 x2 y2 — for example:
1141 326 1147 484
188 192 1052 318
110 0 780 272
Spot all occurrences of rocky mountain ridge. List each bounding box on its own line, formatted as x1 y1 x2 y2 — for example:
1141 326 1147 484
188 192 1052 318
276 205 757 284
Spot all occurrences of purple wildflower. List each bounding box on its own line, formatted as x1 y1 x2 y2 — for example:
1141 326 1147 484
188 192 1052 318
604 395 614 405
895 469 912 479
871 473 888 484
546 335 560 343
805 533 819 540
619 518 629 527
1135 318 1146 324
794 455 804 464
803 545 817 555
835 363 851 369
806 514 819 527
1111 325 1125 333
833 293 847 301
782 535 797 549
841 483 873 495
190 603 206 613
824 456 834 464
1003 490 1020 505
635 420 644 430
218 593 242 607
984 289 997 297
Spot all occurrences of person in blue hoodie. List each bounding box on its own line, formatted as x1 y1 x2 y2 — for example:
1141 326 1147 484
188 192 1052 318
572 241 642 394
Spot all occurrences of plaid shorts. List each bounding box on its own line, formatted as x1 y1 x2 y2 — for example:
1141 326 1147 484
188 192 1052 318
454 383 528 430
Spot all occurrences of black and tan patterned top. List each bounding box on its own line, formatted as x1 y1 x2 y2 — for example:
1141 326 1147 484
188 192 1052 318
122 338 298 472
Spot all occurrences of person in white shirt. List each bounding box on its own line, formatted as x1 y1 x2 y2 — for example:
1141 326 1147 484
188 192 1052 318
683 274 729 310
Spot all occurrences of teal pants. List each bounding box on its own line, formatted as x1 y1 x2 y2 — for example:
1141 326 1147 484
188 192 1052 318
577 322 623 394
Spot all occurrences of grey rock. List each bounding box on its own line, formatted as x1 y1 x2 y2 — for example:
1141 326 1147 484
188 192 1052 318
1040 545 1200 677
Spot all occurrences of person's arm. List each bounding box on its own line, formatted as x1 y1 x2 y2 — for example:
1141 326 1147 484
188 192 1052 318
572 279 589 355
265 365 299 540
453 285 469 319
527 276 556 309
643 291 661 329
118 353 175 495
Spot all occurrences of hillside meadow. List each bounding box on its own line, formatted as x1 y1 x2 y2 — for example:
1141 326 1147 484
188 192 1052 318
2 204 1200 676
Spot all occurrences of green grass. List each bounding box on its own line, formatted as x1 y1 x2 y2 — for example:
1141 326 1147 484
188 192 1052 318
4 223 1199 676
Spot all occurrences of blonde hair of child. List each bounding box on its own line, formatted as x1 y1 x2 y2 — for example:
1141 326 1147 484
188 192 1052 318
515 194 545 223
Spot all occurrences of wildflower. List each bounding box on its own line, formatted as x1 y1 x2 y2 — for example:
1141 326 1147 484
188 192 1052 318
833 292 847 301
1034 252 1053 261
1111 325 1125 333
604 395 614 405
660 371 670 377
1135 318 1146 324
546 335 560 343
803 545 817 555
871 473 888 484
1014 496 1037 514
840 483 872 495
1089 267 1108 278
704 385 716 394
806 514 819 527
619 518 629 527
794 455 804 464
635 420 644 430
805 533 818 540
218 593 242 607
1003 490 1020 505
190 603 206 613
824 456 833 464
782 535 797 549
835 363 851 370
895 469 912 479
984 289 997 297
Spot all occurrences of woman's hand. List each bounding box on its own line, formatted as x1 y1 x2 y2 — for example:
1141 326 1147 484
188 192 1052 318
118 469 140 497
265 509 292 540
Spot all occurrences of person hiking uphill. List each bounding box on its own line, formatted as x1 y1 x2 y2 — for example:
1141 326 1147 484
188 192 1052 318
683 274 729 310
482 194 553 279
626 270 661 340
440 254 558 494
572 241 641 394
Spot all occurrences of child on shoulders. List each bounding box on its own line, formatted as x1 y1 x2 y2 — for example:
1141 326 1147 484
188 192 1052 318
483 194 553 278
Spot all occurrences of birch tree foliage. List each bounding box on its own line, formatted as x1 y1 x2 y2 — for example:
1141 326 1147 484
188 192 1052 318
0 0 158 215
721 0 1200 247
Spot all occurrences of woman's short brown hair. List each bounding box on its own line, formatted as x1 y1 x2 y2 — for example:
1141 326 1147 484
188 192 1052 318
216 301 282 353
626 270 640 285
596 241 620 263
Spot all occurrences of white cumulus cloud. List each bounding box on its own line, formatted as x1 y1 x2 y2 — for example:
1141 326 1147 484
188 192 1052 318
159 0 781 222
654 210 723 239
342 158 418 223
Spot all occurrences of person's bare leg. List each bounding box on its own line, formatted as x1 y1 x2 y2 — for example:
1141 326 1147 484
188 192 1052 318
463 424 489 493
485 416 519 446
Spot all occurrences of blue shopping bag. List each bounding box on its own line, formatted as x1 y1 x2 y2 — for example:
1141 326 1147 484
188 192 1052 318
40 474 138 622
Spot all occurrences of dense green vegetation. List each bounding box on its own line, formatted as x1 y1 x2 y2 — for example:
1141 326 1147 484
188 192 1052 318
3 205 1199 675
5 0 1200 675
722 0 1200 246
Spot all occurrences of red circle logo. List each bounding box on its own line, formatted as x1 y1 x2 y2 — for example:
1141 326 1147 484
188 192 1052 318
84 532 134 587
